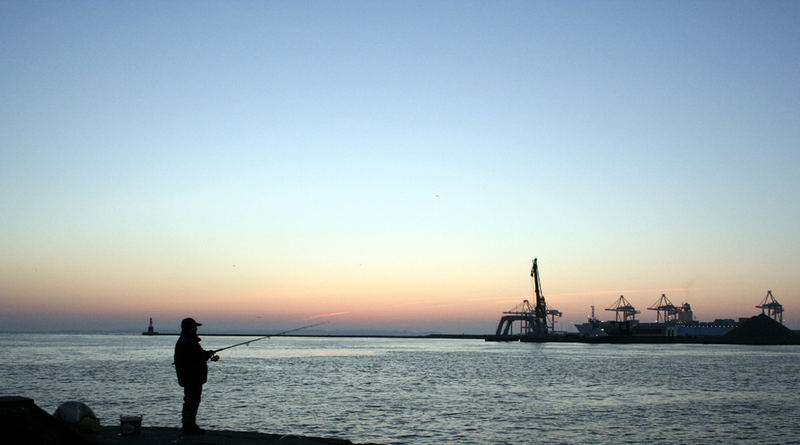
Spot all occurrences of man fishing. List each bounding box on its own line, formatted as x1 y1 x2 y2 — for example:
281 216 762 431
173 319 324 434
173 317 218 435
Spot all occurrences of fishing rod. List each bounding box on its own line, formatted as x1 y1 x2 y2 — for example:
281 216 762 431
212 322 327 354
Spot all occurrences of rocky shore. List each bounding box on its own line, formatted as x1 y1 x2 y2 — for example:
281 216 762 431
0 396 377 445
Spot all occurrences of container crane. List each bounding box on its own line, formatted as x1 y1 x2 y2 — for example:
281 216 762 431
606 295 640 322
647 294 679 323
756 290 784 324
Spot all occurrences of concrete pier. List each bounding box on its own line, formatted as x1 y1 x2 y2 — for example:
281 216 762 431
82 426 374 445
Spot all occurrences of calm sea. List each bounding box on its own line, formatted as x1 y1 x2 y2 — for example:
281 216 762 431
1 333 798 444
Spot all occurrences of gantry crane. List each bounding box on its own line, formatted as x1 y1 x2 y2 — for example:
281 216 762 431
756 290 784 324
647 294 679 323
606 295 640 322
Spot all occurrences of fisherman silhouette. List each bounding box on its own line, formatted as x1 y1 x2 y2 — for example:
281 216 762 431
174 317 219 435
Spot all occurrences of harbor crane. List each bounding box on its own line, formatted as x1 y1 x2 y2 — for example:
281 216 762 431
496 299 538 336
494 258 553 337
531 258 549 335
546 309 563 333
605 295 640 322
756 290 784 324
647 294 679 323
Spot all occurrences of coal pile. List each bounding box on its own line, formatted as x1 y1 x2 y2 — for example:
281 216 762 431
722 314 798 345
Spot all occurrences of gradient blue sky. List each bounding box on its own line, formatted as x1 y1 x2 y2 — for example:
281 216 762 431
1 1 798 332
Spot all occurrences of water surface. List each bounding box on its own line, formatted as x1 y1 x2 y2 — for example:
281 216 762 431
1 334 798 444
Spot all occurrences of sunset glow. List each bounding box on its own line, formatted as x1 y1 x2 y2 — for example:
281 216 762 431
1 1 798 333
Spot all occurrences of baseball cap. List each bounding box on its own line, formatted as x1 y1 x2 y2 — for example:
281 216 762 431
181 317 202 330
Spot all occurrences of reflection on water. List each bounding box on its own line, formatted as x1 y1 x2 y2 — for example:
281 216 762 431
1 334 798 444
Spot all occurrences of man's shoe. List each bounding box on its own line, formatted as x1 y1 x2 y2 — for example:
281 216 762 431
182 425 205 435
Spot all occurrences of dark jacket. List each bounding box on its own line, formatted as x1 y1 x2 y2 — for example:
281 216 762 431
174 333 214 387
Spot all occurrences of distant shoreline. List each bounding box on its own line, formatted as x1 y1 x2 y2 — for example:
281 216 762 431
2 331 798 345
140 332 800 345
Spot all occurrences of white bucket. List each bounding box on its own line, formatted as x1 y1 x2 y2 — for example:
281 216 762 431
119 415 142 435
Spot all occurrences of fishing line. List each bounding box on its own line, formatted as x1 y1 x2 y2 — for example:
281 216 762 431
213 321 327 354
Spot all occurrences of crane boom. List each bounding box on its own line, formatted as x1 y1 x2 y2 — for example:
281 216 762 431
531 258 547 321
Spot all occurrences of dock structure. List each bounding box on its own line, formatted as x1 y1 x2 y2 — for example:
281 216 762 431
495 299 539 336
647 294 679 323
756 290 784 324
494 258 555 337
485 259 796 343
546 308 563 332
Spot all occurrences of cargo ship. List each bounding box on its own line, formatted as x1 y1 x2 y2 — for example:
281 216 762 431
574 298 742 338
573 305 607 337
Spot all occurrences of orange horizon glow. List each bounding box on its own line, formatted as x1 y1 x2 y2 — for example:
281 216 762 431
2 250 796 330
2 281 793 331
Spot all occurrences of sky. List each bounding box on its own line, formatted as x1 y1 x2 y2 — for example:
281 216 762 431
1 1 798 333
